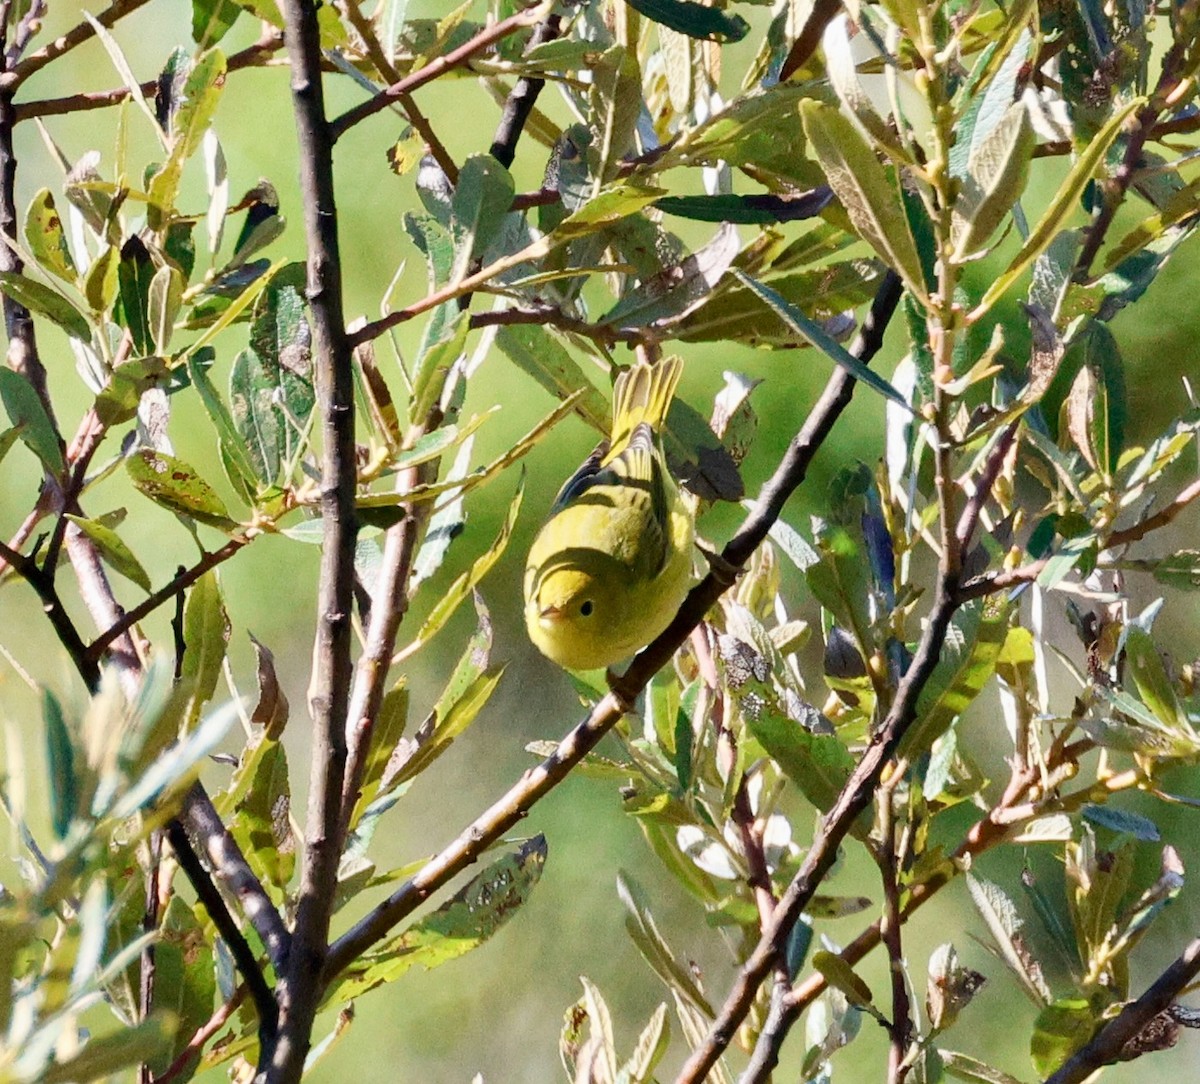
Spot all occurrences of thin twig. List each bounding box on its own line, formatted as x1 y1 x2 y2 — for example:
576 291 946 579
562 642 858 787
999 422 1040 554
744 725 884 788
138 829 162 1084
323 270 905 982
268 2 359 1080
165 819 278 1043
1074 37 1191 280
0 0 153 89
489 12 561 167
329 3 550 140
336 0 459 182
675 577 961 1084
152 986 247 1084
1044 939 1200 1084
877 776 913 1084
85 535 252 661
13 29 284 121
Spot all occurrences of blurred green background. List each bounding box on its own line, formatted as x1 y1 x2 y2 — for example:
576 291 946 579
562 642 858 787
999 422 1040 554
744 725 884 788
1 2 1199 1081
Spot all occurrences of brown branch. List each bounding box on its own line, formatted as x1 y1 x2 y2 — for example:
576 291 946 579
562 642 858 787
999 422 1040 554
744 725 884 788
267 2 359 1080
329 3 549 141
1044 939 1200 1084
468 305 643 344
84 534 252 662
152 986 246 1084
0 536 98 688
13 28 284 121
323 270 905 983
489 12 561 168
1074 37 1191 281
779 0 841 82
877 779 913 1084
335 0 459 183
0 0 153 89
675 577 961 1083
165 819 278 1044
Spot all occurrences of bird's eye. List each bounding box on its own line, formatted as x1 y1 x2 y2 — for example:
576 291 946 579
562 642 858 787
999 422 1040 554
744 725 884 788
580 600 594 617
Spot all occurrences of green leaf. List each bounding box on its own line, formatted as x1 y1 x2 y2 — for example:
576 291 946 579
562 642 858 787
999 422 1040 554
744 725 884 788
940 1050 1031 1084
150 898 216 1075
0 367 65 473
181 571 230 726
448 153 515 283
0 270 91 341
1081 804 1160 841
230 284 315 483
65 514 151 591
117 236 156 354
148 264 183 353
192 0 242 45
44 690 77 839
494 324 609 433
126 449 240 530
799 100 926 301
187 352 259 501
84 244 121 314
654 192 832 224
1030 998 1098 1078
734 272 910 407
953 103 1036 259
1123 626 1185 730
410 310 468 422
617 871 714 1017
94 355 171 428
812 950 876 1007
744 703 853 814
39 1014 178 1084
228 730 295 893
326 837 547 1003
900 599 1010 759
973 98 1143 316
553 183 666 239
625 0 749 41
590 45 643 184
24 188 76 284
602 223 739 332
967 874 1051 1006
618 1003 670 1084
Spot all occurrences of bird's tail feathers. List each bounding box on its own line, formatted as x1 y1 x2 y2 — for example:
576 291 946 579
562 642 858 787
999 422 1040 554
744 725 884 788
611 355 682 447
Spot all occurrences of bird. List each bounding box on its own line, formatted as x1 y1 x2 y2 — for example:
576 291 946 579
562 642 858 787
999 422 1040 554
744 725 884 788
524 356 695 671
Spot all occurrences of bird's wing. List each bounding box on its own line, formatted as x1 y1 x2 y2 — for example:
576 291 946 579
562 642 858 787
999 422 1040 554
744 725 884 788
600 421 671 576
548 440 609 517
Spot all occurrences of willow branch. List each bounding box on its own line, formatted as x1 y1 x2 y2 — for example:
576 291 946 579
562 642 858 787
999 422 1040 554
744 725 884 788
13 29 284 121
779 0 841 82
153 986 246 1084
1044 939 1200 1084
0 0 153 88
85 534 253 661
335 0 458 182
323 270 904 981
165 820 277 1043
268 2 358 1080
329 3 550 140
489 12 561 167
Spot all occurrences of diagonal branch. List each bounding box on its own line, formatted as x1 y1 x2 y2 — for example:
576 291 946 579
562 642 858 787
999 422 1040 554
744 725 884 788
0 0 153 88
1044 939 1200 1084
329 2 550 140
322 270 905 981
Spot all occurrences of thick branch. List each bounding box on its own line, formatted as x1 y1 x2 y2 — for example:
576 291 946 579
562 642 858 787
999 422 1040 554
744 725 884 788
1044 939 1200 1084
323 270 905 980
268 2 358 1080
489 12 561 167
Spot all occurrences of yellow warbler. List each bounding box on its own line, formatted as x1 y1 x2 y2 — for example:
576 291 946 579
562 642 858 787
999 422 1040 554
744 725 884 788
524 356 694 670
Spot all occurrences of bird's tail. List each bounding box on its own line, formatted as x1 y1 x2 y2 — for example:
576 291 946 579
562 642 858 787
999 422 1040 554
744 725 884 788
610 355 682 447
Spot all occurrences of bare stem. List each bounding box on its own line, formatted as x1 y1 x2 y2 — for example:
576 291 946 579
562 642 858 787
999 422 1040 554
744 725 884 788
267 2 359 1079
329 3 550 140
0 0 153 88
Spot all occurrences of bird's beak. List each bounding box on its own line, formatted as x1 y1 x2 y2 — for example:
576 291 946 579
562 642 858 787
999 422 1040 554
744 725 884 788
538 604 565 623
